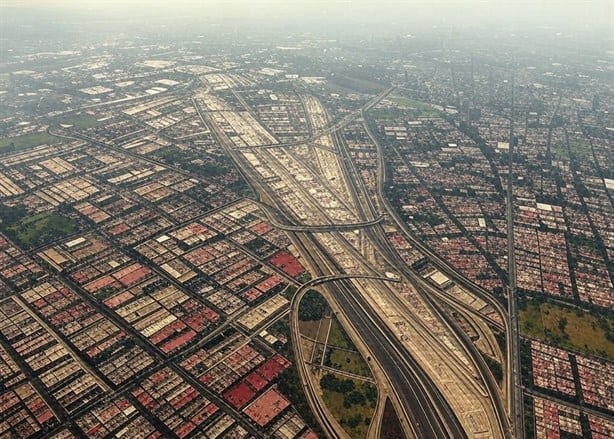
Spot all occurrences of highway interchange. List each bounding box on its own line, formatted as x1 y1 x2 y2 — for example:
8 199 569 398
195 83 518 439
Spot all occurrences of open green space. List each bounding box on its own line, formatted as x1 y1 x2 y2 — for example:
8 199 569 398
519 300 614 360
388 95 440 118
298 319 321 341
299 294 373 376
389 95 429 109
568 138 594 162
156 147 231 177
1 207 77 249
297 272 312 283
281 284 297 300
298 290 328 321
550 144 569 161
519 300 543 336
325 348 372 377
312 343 325 365
319 372 378 438
0 132 59 151
298 293 376 435
57 114 103 129
329 75 387 94
327 317 354 350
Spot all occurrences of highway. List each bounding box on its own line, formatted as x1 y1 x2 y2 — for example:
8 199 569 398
361 108 515 439
289 242 466 439
46 72 519 439
333 278 467 439
195 86 510 439
506 73 525 439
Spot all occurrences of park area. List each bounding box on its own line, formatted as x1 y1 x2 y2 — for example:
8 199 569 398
520 300 614 360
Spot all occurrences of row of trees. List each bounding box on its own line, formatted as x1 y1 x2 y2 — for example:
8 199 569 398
320 373 377 408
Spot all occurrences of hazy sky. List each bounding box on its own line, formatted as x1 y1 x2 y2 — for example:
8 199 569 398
2 1 613 33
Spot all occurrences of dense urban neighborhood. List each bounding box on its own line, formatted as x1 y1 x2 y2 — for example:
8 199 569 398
0 11 612 439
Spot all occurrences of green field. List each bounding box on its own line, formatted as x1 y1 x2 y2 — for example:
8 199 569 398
520 300 614 360
550 144 569 161
3 211 77 249
299 296 377 436
57 114 102 129
0 132 59 151
327 318 354 350
568 138 594 162
326 348 372 377
388 95 440 118
298 319 321 341
389 95 429 109
300 303 373 377
281 284 297 300
320 373 378 438
329 75 387 94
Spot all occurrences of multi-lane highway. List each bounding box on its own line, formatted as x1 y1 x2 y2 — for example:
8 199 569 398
195 86 512 439
291 234 467 439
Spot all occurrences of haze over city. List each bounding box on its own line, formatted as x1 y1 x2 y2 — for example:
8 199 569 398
3 1 614 29
0 1 612 439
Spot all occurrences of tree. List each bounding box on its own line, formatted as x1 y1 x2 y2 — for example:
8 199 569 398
344 415 362 428
343 390 366 408
320 373 354 393
365 384 377 403
298 291 327 321
558 317 568 333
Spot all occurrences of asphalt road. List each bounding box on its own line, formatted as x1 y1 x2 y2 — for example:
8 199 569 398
196 88 505 439
302 232 468 439
506 74 525 439
331 277 468 439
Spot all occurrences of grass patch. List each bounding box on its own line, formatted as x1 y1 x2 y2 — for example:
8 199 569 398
298 320 321 341
389 95 430 110
519 300 614 360
281 284 297 300
388 95 440 118
2 211 76 249
568 138 594 162
312 343 325 364
326 348 372 377
0 132 59 151
550 144 569 161
297 272 312 283
327 318 353 350
57 114 102 129
329 75 387 95
519 300 544 338
320 373 377 438
300 305 372 377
